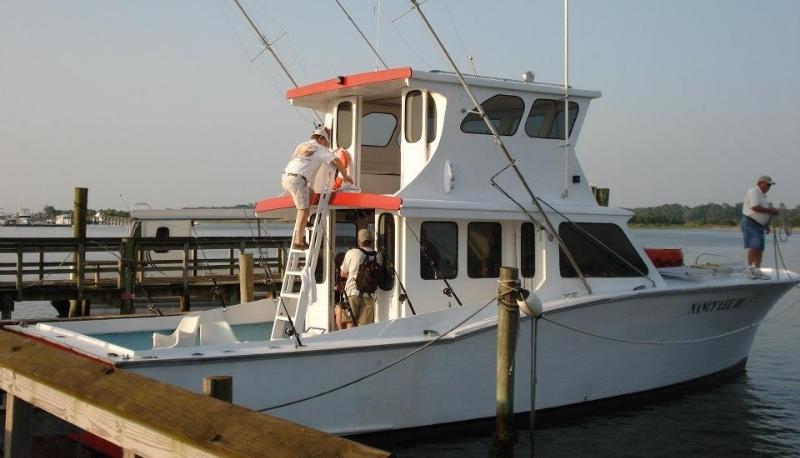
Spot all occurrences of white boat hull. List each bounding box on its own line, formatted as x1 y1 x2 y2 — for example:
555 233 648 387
119 281 791 435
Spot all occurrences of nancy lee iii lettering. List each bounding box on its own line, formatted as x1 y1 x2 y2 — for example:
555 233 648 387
690 297 746 315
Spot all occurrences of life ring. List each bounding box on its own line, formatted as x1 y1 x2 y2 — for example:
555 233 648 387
333 148 352 190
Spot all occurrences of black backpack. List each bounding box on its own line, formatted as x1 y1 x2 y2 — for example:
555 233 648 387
356 248 381 295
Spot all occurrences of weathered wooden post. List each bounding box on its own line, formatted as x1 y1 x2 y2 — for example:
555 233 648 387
202 376 233 403
69 242 87 317
4 394 34 458
0 295 14 320
496 266 519 447
118 238 137 315
38 248 44 281
15 248 23 301
181 242 191 312
239 253 254 303
70 187 88 317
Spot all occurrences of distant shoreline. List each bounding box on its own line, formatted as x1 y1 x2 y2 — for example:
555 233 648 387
630 223 799 230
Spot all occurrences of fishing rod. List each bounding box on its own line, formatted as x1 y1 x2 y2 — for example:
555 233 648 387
407 0 592 294
232 0 323 125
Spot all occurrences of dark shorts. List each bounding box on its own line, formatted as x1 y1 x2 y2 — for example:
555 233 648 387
741 216 765 251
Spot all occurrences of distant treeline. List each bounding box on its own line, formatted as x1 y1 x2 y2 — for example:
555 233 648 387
630 203 800 226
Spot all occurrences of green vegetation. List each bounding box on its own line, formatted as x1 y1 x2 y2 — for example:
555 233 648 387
630 203 800 227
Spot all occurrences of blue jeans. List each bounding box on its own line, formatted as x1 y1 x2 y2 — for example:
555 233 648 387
741 217 765 251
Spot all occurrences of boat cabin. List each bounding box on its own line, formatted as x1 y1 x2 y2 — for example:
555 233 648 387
256 67 661 335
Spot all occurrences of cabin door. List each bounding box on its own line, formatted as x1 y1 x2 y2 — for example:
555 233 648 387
400 89 435 188
332 96 362 189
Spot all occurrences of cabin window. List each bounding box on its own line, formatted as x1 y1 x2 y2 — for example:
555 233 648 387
467 222 501 278
558 223 648 278
336 101 354 149
377 213 395 290
525 99 579 139
420 222 458 280
521 222 536 278
426 94 437 143
405 90 423 143
460 94 524 136
362 113 397 147
154 226 170 253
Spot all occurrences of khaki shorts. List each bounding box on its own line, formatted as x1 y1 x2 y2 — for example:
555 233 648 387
281 174 310 209
342 295 375 326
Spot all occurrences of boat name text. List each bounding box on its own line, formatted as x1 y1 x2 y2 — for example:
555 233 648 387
689 297 745 315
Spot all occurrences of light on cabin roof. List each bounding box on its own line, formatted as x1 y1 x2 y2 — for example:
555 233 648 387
522 71 535 83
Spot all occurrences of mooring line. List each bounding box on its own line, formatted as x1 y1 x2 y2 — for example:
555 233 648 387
258 296 497 412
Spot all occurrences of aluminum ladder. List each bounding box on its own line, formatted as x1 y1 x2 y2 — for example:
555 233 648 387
270 168 334 341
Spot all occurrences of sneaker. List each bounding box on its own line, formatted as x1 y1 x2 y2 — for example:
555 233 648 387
744 266 758 279
755 269 771 280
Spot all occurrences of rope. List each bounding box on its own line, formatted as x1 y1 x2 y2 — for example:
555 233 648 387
258 296 497 412
497 278 520 312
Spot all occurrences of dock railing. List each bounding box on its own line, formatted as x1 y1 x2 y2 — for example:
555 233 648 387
0 236 291 317
0 329 389 457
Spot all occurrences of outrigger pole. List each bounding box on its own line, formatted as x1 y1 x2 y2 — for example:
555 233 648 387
408 0 592 294
232 0 323 125
333 0 389 70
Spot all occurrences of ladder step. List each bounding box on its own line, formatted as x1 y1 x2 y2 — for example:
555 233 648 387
285 270 304 276
280 292 300 299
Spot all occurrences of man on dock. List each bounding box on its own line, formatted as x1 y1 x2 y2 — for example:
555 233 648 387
741 175 779 272
340 229 382 327
282 127 352 249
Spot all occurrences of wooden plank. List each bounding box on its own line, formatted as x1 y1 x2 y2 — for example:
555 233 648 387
4 393 34 458
0 331 389 458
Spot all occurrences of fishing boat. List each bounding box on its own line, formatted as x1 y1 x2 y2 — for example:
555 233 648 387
9 63 798 435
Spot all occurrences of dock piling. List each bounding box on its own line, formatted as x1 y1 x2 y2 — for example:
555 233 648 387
203 375 233 403
496 266 519 447
240 253 255 303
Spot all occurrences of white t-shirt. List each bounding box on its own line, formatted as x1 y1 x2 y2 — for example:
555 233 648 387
742 186 770 225
340 247 382 296
284 140 335 181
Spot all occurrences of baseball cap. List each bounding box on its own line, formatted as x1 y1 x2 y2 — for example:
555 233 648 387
313 126 330 143
757 175 775 185
357 228 373 244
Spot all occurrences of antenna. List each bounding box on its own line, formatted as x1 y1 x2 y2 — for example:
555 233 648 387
333 0 389 70
232 0 322 125
562 0 570 199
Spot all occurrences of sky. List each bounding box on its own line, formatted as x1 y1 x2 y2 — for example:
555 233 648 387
0 0 798 212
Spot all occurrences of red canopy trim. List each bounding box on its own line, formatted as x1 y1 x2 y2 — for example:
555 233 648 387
255 192 401 213
287 67 412 99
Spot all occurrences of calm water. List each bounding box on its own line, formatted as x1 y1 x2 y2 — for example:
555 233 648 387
3 227 799 456
394 228 800 457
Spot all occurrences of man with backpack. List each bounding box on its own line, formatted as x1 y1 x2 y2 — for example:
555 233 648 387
339 228 382 327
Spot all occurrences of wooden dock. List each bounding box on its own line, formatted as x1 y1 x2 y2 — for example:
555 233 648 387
0 236 290 318
0 329 390 457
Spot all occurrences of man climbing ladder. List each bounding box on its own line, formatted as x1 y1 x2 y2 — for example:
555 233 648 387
281 126 352 249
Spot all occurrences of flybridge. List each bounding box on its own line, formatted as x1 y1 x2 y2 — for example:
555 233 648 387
266 65 603 207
